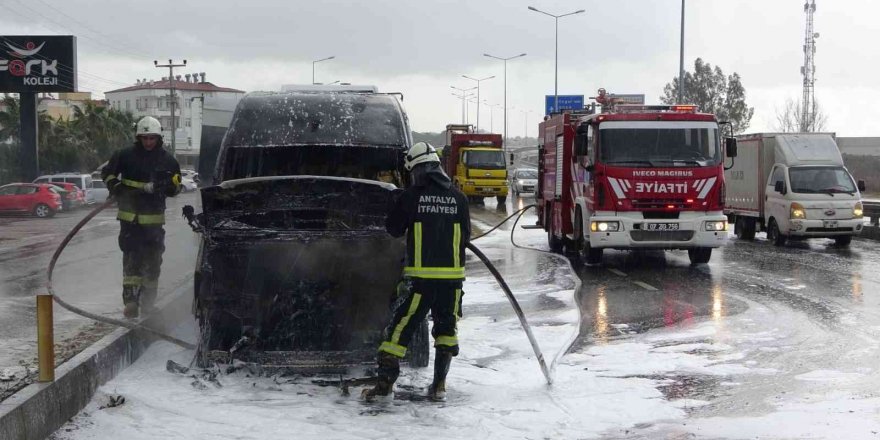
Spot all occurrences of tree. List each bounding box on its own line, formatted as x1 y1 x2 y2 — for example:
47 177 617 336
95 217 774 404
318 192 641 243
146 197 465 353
773 97 828 133
662 58 755 134
0 94 20 143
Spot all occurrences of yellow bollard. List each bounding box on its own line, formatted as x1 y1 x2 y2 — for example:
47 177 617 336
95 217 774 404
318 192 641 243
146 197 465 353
37 294 55 382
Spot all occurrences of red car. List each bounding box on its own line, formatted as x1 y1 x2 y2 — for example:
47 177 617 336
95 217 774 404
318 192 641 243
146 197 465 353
47 182 85 210
0 183 63 218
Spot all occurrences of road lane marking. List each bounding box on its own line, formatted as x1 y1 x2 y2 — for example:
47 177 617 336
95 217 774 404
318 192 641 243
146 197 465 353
608 268 627 277
633 281 658 291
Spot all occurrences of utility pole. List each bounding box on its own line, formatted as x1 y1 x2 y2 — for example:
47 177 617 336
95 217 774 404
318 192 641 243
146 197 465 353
154 59 187 155
484 53 526 143
801 0 818 132
462 75 495 132
679 0 685 104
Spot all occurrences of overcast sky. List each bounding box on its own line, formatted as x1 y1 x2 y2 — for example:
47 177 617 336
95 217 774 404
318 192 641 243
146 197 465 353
2 0 878 137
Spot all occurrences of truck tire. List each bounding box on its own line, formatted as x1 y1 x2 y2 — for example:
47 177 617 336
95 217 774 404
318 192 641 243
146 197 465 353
584 242 603 265
548 228 564 253
734 217 756 240
405 318 430 368
834 235 852 247
687 247 712 264
767 219 787 247
496 195 507 205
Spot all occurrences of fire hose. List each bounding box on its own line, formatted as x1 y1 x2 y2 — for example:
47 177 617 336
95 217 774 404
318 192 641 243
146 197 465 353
46 198 196 350
46 198 571 385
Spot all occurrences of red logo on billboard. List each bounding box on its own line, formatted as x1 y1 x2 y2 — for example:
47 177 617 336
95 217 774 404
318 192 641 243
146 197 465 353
6 41 46 58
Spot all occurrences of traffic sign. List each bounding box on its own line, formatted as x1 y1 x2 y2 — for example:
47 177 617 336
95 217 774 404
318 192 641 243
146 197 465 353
545 95 584 115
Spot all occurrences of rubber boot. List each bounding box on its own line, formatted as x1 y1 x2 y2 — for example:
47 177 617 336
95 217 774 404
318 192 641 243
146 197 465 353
141 283 158 315
122 285 140 319
427 349 453 401
362 352 400 402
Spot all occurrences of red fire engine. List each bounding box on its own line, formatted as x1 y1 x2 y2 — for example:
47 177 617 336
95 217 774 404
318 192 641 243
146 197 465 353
535 98 737 265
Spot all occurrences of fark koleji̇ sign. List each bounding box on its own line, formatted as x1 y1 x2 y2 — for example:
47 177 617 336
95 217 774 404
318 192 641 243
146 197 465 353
0 35 77 93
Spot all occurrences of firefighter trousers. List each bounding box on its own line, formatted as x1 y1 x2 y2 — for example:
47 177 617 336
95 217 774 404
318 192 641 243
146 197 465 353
118 222 165 306
379 280 463 359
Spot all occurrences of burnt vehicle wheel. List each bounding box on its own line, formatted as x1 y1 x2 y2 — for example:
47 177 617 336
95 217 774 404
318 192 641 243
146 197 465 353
405 318 430 368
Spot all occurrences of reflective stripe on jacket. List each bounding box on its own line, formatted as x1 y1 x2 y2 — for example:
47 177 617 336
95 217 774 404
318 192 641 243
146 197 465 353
101 141 181 225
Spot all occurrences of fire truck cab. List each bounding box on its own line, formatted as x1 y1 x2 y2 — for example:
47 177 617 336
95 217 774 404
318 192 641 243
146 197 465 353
536 102 736 265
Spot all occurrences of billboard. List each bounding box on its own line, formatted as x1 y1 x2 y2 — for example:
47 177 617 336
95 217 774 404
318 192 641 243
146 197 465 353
0 35 77 93
545 95 584 115
609 93 645 105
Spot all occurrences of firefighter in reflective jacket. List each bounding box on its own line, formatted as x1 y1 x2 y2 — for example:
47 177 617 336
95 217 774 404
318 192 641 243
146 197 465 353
101 116 181 318
363 142 471 402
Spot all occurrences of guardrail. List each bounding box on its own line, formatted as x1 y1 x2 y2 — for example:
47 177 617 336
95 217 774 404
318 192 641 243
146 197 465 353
865 201 880 226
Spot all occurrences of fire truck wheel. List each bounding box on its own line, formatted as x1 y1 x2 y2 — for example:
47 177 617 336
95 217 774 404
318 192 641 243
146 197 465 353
548 229 564 253
584 243 603 265
767 219 787 247
687 247 712 264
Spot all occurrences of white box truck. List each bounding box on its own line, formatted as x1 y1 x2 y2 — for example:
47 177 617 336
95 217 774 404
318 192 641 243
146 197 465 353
724 133 866 247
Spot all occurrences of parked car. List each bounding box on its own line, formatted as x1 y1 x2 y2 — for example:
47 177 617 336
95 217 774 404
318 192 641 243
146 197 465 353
510 168 538 196
91 180 110 203
33 173 97 205
0 183 62 218
47 182 85 209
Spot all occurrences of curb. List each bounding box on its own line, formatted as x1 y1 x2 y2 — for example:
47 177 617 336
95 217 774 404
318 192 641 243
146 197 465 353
0 281 193 440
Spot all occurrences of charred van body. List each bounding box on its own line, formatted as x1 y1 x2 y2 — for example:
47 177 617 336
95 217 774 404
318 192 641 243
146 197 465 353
185 90 428 372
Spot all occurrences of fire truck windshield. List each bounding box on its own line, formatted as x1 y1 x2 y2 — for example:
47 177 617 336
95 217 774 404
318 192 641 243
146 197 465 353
599 122 720 167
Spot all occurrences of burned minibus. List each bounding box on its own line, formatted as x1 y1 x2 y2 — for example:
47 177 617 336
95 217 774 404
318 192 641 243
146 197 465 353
184 90 428 372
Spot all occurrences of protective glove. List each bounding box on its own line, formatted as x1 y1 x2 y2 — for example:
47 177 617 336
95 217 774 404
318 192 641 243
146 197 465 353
107 178 124 197
143 182 155 194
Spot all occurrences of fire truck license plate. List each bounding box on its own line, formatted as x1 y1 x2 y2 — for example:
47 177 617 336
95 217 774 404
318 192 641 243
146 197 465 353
646 223 679 231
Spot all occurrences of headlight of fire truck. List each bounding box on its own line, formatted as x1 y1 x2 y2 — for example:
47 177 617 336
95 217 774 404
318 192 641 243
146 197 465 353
854 202 864 218
790 202 806 219
704 221 727 231
591 221 620 232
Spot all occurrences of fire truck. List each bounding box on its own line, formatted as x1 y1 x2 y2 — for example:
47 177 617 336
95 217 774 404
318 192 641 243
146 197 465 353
535 96 737 265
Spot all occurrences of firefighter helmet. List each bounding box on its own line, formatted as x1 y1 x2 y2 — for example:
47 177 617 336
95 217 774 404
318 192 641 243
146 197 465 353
135 116 162 137
404 142 440 171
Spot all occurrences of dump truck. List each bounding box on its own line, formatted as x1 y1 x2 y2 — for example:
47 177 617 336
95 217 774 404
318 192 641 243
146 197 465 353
724 133 866 246
440 124 508 204
184 89 429 373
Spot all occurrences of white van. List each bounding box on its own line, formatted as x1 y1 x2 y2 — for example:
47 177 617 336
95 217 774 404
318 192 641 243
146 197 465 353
725 133 865 247
33 173 97 205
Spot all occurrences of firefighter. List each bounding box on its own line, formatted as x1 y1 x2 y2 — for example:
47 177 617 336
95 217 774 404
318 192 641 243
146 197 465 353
363 142 471 402
101 116 181 318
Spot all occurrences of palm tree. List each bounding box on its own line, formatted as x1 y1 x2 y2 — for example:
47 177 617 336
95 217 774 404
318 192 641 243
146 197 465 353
0 94 20 143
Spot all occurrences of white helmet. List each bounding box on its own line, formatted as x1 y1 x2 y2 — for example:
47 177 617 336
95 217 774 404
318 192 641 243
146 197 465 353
404 142 440 171
135 116 162 137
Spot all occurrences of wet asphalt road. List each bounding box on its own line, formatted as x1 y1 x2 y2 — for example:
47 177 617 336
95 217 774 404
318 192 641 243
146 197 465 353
0 192 200 372
470 194 880 436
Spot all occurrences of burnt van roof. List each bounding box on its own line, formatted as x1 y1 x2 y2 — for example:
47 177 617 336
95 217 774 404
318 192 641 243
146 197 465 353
222 91 410 149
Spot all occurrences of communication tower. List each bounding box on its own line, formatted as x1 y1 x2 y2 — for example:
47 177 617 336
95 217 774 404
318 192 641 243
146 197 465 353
800 1 818 132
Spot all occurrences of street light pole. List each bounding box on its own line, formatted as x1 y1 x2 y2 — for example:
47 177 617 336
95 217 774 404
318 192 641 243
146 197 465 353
678 0 685 104
312 56 335 85
451 86 477 125
462 74 495 132
484 52 526 143
528 6 585 113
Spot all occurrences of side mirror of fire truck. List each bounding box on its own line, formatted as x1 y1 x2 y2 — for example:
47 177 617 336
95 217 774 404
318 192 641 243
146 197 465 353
725 137 738 158
574 133 589 157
